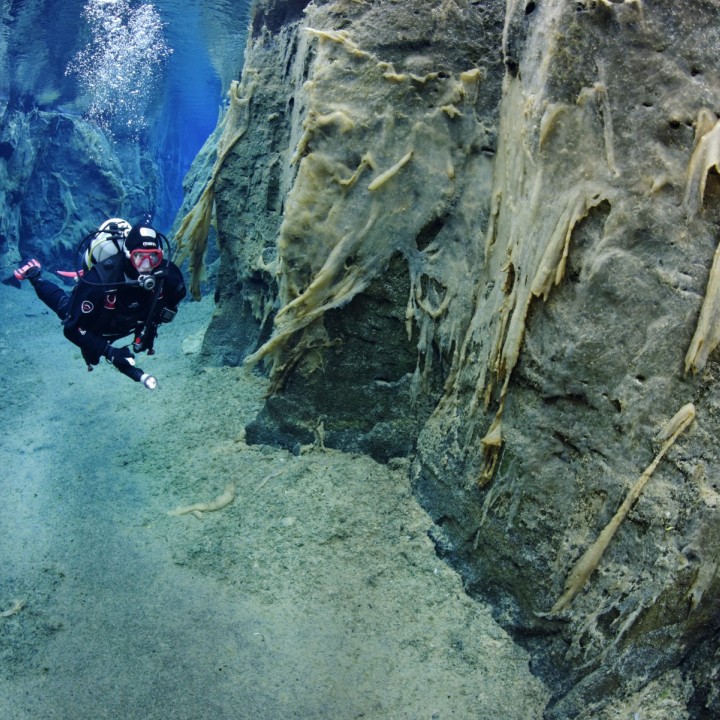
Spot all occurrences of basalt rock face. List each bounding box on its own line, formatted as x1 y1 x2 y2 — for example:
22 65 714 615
215 0 506 460
211 0 719 716
412 2 720 716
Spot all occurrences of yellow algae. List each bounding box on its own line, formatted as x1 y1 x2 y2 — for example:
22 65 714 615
305 27 371 58
441 105 463 119
683 114 720 217
414 275 452 319
435 53 618 485
380 62 409 82
685 242 720 375
174 78 257 299
479 418 503 487
410 71 441 85
168 482 236 519
315 109 356 133
550 403 696 613
656 402 697 442
693 108 717 144
0 599 25 618
539 103 568 148
292 109 356 164
291 111 318 165
368 150 413 191
338 153 374 188
245 204 381 378
460 68 482 84
243 23 490 392
530 186 607 300
682 113 720 373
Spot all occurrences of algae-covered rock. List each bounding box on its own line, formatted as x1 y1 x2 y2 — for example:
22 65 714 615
412 2 720 715
245 253 445 461
204 0 720 716
212 0 505 458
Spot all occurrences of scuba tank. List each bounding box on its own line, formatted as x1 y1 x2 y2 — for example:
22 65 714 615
81 217 131 272
63 219 171 287
58 218 132 282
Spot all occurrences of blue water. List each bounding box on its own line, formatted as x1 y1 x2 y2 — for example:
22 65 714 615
152 0 252 227
4 0 252 230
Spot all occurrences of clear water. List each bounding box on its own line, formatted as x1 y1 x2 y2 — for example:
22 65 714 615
154 0 252 225
66 0 173 138
4 0 252 229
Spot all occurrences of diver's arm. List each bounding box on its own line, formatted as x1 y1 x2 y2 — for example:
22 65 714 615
63 318 154 387
162 262 187 311
133 262 186 353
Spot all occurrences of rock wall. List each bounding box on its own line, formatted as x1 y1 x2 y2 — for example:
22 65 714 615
413 2 720 716
201 0 720 716
211 0 507 459
0 108 159 269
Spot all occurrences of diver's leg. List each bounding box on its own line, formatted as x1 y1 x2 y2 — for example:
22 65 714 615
14 259 71 320
29 276 71 320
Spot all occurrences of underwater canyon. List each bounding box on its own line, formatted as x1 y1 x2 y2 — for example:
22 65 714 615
2 0 720 717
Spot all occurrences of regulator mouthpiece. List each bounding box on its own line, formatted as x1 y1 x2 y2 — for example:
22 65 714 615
140 373 158 390
137 274 156 291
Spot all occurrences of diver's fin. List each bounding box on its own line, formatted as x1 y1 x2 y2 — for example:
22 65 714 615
1 274 21 288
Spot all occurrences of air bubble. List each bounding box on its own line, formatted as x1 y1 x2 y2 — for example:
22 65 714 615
65 0 172 140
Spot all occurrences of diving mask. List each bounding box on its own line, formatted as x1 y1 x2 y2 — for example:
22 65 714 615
129 248 163 273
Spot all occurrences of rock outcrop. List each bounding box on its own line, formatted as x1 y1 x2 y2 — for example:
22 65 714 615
0 108 160 268
192 0 720 716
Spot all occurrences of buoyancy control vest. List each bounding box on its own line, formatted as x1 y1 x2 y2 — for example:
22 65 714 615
75 255 160 341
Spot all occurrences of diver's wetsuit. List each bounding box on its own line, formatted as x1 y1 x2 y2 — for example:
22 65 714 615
30 255 186 368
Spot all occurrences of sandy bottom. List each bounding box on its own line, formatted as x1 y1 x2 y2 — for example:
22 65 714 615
0 279 549 719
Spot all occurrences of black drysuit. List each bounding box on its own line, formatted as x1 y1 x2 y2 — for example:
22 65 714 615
31 255 186 380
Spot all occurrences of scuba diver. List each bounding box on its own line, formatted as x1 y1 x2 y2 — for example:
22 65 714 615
12 218 186 390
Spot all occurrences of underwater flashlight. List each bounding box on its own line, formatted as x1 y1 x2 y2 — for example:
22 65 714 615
140 373 157 390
